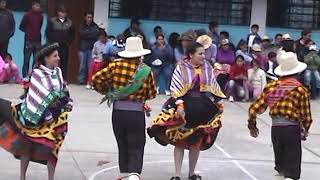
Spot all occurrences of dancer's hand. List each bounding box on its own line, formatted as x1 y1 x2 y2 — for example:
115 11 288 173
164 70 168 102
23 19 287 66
249 126 259 138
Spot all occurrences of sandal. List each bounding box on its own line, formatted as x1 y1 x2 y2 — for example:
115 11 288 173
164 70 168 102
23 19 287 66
188 174 202 180
170 177 181 180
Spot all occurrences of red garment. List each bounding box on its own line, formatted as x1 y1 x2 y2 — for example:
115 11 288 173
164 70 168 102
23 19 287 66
229 64 247 80
87 60 105 85
19 10 43 41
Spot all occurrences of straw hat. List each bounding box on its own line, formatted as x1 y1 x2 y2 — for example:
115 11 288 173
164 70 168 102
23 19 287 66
196 35 212 49
274 51 307 76
252 44 262 52
221 39 229 45
117 37 151 58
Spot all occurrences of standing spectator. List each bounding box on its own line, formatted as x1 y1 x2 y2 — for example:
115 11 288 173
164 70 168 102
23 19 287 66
266 52 278 81
219 31 236 51
46 5 75 80
78 11 100 85
0 53 21 84
228 55 248 102
295 28 312 62
86 30 108 89
123 18 141 40
208 20 219 45
20 1 43 78
247 59 267 100
0 0 15 58
251 44 268 71
261 36 274 56
149 26 164 46
150 34 175 95
216 39 235 65
303 45 320 98
196 34 217 65
236 39 253 65
168 32 180 62
247 24 262 51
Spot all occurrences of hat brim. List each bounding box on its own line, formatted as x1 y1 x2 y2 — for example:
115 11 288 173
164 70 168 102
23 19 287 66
118 49 151 58
274 62 307 76
252 48 262 52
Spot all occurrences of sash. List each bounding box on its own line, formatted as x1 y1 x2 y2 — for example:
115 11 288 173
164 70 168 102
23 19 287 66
100 63 151 106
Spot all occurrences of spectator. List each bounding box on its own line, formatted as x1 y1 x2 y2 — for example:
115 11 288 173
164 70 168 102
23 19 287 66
228 55 248 102
247 24 262 51
168 32 180 50
0 0 15 58
196 34 217 65
261 36 274 56
247 59 266 100
123 18 141 40
87 30 109 89
20 1 43 78
0 53 22 84
273 33 282 50
281 34 295 52
103 34 125 62
296 28 312 62
150 34 175 95
236 39 252 65
219 31 236 51
46 5 75 80
251 44 268 71
208 20 219 45
174 30 196 62
136 31 151 63
303 45 320 97
78 11 100 85
0 54 4 78
266 52 278 81
149 25 164 46
216 39 235 65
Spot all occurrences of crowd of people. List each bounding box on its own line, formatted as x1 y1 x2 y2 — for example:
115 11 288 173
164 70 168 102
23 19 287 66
0 1 317 180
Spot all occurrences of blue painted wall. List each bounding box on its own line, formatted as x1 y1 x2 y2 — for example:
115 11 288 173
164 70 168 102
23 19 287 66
8 11 47 75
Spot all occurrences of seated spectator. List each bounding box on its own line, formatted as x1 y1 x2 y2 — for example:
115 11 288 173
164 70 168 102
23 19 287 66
236 39 252 65
123 18 141 39
227 55 248 102
246 24 262 51
273 33 282 51
219 31 236 51
149 25 164 46
281 34 295 52
87 30 109 89
304 45 320 97
0 53 22 84
251 44 268 71
174 30 196 62
196 34 217 65
261 36 274 56
247 59 266 100
216 39 235 65
102 34 125 61
150 34 175 95
266 52 278 81
295 28 312 62
213 62 231 92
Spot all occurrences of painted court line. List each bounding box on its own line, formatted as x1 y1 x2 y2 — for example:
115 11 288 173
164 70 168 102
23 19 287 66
214 144 259 180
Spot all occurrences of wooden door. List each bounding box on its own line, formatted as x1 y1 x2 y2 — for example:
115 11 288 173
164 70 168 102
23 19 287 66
47 0 95 83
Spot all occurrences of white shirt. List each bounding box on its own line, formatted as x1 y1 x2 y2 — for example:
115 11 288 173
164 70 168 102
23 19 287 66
248 35 256 48
248 68 267 89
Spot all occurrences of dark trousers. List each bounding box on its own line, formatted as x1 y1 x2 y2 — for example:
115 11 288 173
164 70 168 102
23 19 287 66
112 110 146 174
271 125 301 180
58 43 70 80
0 39 9 58
23 40 41 78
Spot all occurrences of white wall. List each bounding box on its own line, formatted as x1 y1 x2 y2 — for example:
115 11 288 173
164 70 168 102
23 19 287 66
250 0 268 37
94 0 109 30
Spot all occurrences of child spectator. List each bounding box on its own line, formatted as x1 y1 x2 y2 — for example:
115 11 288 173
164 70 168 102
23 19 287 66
0 53 22 84
266 52 278 81
247 59 267 100
247 24 262 51
236 39 253 65
227 55 248 102
86 30 108 89
103 34 125 61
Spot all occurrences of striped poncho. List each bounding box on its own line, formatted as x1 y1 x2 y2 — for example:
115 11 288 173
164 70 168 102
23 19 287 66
170 59 226 98
19 65 70 126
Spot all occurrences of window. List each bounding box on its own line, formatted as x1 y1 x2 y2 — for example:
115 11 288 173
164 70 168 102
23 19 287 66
267 0 320 29
109 0 252 26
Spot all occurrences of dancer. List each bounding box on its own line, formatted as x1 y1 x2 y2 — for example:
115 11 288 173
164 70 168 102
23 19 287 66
148 42 225 180
92 37 157 179
247 50 312 180
0 43 73 180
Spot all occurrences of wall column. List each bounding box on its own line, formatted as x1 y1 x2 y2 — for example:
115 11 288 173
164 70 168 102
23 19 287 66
250 0 268 36
94 0 109 30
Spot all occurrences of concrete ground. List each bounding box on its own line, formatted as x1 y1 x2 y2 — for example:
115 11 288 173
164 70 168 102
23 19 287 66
0 84 320 180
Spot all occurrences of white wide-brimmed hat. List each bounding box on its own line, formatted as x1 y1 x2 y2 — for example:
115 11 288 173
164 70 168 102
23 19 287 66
196 35 212 49
118 37 151 58
252 43 262 52
309 45 318 51
274 51 307 76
